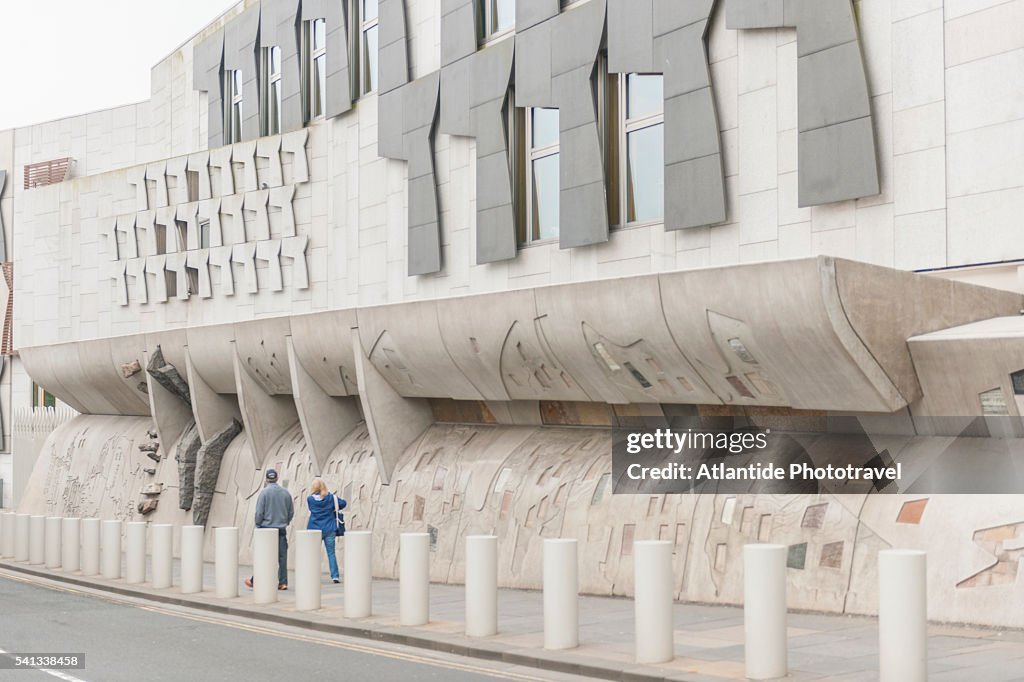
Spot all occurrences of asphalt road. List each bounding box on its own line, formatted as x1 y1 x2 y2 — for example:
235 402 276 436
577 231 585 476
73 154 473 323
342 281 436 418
0 572 586 682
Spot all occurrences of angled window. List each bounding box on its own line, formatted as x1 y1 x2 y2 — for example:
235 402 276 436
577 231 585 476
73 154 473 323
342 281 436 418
479 0 515 44
516 107 559 245
358 0 379 94
224 69 244 144
199 219 211 249
302 18 328 121
608 74 664 226
261 45 283 135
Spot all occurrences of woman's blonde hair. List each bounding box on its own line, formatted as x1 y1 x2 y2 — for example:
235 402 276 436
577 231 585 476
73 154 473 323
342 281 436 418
310 477 327 495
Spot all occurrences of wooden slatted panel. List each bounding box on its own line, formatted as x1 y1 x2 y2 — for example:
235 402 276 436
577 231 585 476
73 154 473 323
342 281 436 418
1 261 12 356
23 158 72 189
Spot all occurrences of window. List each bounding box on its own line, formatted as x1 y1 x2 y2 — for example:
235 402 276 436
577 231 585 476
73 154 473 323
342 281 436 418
480 0 515 43
32 382 55 409
262 46 283 135
224 69 244 144
358 0 379 94
199 219 211 249
609 74 664 225
517 107 559 245
302 19 327 121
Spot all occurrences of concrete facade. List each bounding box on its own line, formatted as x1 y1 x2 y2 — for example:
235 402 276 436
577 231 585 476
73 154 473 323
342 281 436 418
5 0 1024 629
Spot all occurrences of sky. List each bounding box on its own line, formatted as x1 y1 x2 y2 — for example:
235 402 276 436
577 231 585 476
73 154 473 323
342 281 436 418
0 0 240 130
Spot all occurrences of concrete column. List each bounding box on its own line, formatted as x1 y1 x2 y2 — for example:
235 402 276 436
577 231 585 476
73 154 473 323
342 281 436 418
215 527 239 599
465 535 498 637
29 515 45 565
253 527 279 605
400 532 430 626
744 544 788 679
295 530 322 612
879 549 928 682
152 524 173 589
344 530 373 618
1 512 15 557
61 518 80 572
81 518 100 576
14 514 29 561
634 540 674 664
125 522 147 584
544 538 579 650
180 525 204 594
102 520 121 579
45 517 62 569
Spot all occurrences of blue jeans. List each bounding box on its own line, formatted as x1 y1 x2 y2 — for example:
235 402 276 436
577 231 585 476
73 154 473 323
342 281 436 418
322 531 339 580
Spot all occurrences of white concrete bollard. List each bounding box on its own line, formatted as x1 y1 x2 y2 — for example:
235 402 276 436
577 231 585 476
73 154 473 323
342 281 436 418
180 525 204 594
29 515 46 565
744 544 788 680
544 538 579 650
81 518 100 575
253 528 279 604
400 532 430 626
295 530 323 612
634 540 674 664
125 522 147 584
215 527 239 599
14 514 29 562
1 512 15 557
102 520 122 579
344 531 373 618
61 518 80 572
465 535 498 637
879 549 928 682
45 517 62 569
151 524 173 589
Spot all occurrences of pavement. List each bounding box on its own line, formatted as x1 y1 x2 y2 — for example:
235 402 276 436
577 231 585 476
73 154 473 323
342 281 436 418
3 556 1024 681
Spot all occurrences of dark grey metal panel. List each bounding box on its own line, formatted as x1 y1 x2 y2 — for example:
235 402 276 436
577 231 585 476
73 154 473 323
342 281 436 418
608 0 726 231
440 31 516 264
221 4 263 143
377 73 442 275
378 0 410 95
799 116 879 206
193 29 225 148
516 0 560 31
262 0 305 133
727 0 880 205
441 0 477 67
516 0 609 250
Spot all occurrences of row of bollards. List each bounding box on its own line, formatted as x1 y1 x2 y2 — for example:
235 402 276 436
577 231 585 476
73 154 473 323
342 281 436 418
0 512 927 680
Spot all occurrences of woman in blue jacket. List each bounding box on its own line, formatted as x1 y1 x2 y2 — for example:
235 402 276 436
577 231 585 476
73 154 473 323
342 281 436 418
306 478 346 583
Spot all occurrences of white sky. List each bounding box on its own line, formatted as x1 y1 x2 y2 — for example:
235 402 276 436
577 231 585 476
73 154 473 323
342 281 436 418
0 0 240 130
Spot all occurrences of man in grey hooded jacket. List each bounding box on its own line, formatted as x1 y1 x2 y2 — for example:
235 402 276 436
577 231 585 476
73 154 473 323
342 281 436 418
245 468 294 590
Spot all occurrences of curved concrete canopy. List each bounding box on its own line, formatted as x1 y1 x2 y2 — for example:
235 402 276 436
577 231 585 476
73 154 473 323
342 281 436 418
21 257 1024 421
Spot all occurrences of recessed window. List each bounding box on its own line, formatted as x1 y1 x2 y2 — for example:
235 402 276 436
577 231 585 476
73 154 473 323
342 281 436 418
622 74 664 225
199 219 211 249
302 19 328 121
224 69 244 144
517 107 560 245
480 0 515 43
359 0 379 94
262 45 283 135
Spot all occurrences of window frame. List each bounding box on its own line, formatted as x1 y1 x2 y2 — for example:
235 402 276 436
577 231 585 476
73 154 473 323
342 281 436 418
518 106 561 246
479 0 515 45
261 45 283 135
355 0 379 95
224 69 244 144
301 18 328 122
611 72 665 229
